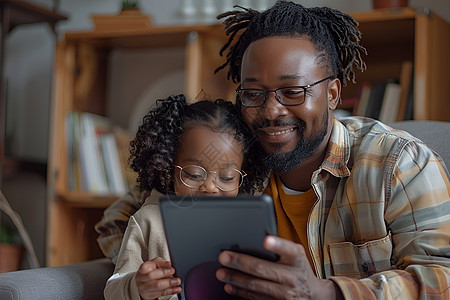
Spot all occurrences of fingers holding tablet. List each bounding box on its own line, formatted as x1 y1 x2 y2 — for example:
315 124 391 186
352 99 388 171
216 236 318 299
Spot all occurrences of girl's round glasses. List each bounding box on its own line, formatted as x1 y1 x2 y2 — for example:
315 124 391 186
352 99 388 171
175 165 247 192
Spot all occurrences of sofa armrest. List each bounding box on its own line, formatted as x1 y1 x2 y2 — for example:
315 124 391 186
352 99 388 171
0 258 114 300
389 120 450 167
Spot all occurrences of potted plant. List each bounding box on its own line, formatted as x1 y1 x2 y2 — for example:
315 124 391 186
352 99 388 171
0 221 24 273
0 190 39 272
121 0 139 13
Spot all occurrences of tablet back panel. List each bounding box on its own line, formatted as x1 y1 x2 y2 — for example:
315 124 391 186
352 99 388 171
159 194 277 300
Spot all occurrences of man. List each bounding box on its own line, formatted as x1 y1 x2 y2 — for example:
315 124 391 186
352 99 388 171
211 2 450 299
96 1 450 299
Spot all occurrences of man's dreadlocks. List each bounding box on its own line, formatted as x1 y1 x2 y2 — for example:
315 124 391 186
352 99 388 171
215 1 367 86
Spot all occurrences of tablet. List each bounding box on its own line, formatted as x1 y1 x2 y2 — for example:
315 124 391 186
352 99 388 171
159 194 278 300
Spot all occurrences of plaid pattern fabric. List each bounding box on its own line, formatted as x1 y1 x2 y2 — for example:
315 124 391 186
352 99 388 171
282 117 450 299
95 185 148 264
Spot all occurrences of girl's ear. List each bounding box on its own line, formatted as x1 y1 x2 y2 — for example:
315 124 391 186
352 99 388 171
327 78 341 110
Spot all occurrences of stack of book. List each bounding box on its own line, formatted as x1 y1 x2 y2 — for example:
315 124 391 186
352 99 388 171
350 61 414 122
65 111 133 195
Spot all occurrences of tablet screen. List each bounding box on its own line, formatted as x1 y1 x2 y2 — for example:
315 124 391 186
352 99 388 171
159 194 277 300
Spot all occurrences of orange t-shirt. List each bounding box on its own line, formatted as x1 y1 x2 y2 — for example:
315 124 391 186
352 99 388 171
264 174 317 272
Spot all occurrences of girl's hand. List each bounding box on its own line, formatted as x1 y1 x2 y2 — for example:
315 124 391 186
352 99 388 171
136 257 182 300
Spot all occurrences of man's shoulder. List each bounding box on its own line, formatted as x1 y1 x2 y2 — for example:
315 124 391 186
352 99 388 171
339 116 421 146
334 116 432 169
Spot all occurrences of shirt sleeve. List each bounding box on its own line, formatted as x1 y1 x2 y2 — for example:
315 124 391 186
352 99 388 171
331 140 450 299
104 203 172 300
95 185 148 264
104 215 143 300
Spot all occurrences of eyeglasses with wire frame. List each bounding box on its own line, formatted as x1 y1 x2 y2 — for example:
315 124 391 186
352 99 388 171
236 75 334 108
175 165 247 192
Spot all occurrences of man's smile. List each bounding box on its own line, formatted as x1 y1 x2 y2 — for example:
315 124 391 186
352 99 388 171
261 127 296 136
256 126 299 146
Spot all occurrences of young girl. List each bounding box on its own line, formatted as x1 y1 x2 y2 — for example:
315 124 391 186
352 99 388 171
103 94 265 300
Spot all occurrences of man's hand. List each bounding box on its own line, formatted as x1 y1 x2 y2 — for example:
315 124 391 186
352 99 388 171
216 235 343 299
136 257 182 300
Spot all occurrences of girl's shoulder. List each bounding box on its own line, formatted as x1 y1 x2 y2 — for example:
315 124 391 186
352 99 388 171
132 189 165 224
142 189 164 206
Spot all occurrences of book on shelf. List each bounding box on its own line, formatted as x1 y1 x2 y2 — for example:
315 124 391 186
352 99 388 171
73 113 85 192
397 60 414 121
65 112 76 191
113 126 137 189
365 81 388 120
79 112 110 195
66 111 85 192
397 61 414 121
378 82 402 124
65 111 131 196
354 82 372 117
100 133 128 195
403 74 414 120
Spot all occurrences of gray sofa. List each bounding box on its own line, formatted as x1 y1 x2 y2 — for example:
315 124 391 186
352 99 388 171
0 258 114 300
0 120 449 300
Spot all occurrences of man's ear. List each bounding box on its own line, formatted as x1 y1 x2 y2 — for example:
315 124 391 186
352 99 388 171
328 78 341 110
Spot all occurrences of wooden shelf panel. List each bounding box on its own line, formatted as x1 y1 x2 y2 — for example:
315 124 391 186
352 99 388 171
350 7 416 22
56 192 119 208
64 24 224 49
0 0 67 30
47 203 105 266
357 18 414 47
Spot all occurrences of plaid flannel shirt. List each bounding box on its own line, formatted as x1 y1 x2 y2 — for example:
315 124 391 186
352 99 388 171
264 117 450 299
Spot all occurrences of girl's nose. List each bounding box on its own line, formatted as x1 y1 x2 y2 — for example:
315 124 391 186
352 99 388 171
199 174 220 194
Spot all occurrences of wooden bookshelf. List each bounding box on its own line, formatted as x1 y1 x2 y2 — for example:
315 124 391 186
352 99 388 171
340 7 450 121
47 8 450 266
47 23 235 266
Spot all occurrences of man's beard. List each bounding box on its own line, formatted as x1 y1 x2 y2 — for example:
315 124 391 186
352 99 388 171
261 111 329 174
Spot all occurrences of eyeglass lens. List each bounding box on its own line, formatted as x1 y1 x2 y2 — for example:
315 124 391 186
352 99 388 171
239 87 305 107
179 165 243 191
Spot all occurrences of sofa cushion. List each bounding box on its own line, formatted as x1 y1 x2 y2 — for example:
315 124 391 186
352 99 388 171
0 258 114 300
389 120 450 167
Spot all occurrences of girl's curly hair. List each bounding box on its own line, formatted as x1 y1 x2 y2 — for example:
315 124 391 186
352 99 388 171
215 1 367 86
129 94 267 195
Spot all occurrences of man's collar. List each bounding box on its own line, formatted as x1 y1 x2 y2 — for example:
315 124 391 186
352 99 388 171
320 117 351 178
